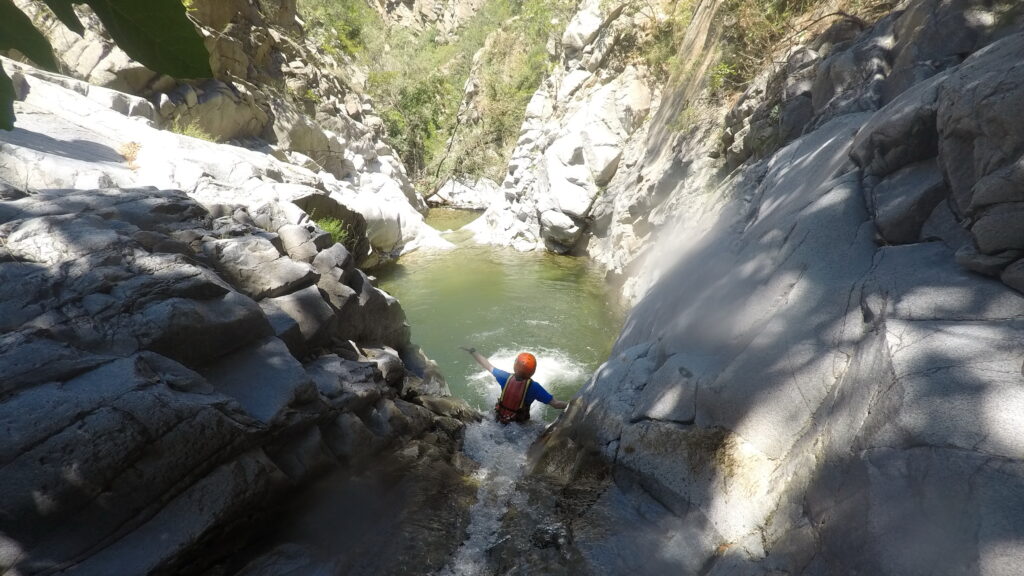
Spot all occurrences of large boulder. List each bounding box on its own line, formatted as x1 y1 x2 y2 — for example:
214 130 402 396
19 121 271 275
882 0 1024 102
869 158 950 244
937 32 1024 219
203 235 320 300
159 80 271 141
260 285 338 347
561 0 608 55
430 178 502 210
0 353 271 574
849 69 948 180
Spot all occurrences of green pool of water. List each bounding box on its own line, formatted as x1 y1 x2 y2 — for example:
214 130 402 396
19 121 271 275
375 209 624 419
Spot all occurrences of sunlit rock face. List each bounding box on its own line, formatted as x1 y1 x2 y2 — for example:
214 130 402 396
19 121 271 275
0 55 476 574
13 0 451 264
373 0 487 36
466 0 656 255
495 1 1024 574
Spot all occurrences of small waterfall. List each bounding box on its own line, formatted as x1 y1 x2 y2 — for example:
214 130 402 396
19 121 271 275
437 350 587 575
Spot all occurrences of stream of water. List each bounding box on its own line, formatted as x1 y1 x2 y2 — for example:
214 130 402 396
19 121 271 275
375 208 624 574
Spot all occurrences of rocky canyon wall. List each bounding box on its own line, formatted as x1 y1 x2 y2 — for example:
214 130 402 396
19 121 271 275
0 2 482 574
14 0 448 266
493 0 1024 574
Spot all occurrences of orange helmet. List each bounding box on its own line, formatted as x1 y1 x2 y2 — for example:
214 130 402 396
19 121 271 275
514 352 537 378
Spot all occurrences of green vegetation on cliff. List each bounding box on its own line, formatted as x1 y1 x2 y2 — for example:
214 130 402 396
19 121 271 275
299 0 571 192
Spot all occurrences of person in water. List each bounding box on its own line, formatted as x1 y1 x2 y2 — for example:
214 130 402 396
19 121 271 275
461 347 568 423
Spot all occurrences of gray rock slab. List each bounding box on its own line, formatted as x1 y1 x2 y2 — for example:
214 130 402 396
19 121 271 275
3 213 126 265
340 270 409 347
317 274 358 313
263 426 335 484
694 176 876 459
259 298 305 356
202 337 316 423
872 319 1024 458
235 544 337 576
865 243 1024 321
0 187 206 231
0 263 56 332
630 353 696 424
0 333 113 395
138 290 273 367
0 354 256 570
938 32 1024 216
304 354 382 412
539 209 581 248
850 70 948 179
207 236 319 300
571 478 722 576
956 245 1023 277
920 198 973 251
261 284 336 346
809 14 894 125
278 223 318 263
870 158 949 244
363 346 405 386
1000 259 1024 294
862 447 1024 576
59 451 287 576
312 242 353 275
320 412 387 462
391 399 437 438
971 202 1024 254
413 395 480 422
971 159 1024 211
569 341 660 453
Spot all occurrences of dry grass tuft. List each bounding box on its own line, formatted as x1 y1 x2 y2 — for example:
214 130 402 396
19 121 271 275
119 141 142 169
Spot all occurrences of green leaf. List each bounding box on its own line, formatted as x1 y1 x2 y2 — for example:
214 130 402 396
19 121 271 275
83 0 211 78
0 0 59 70
40 0 84 34
0 63 15 131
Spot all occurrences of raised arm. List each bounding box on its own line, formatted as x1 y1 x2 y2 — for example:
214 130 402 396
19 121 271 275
460 346 494 372
548 399 568 410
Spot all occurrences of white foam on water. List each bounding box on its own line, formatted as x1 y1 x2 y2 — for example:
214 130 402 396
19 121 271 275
437 349 586 575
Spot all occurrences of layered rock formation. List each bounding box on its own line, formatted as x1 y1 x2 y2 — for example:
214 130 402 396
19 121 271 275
372 0 486 36
14 0 446 265
0 30 477 576
490 0 1024 574
467 0 656 253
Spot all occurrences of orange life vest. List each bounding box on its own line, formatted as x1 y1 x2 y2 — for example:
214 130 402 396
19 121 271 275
495 375 531 423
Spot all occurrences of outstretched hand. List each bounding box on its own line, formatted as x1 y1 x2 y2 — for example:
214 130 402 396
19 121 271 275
462 346 493 371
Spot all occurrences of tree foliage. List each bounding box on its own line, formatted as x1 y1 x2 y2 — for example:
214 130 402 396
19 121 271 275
298 0 571 192
0 0 211 130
